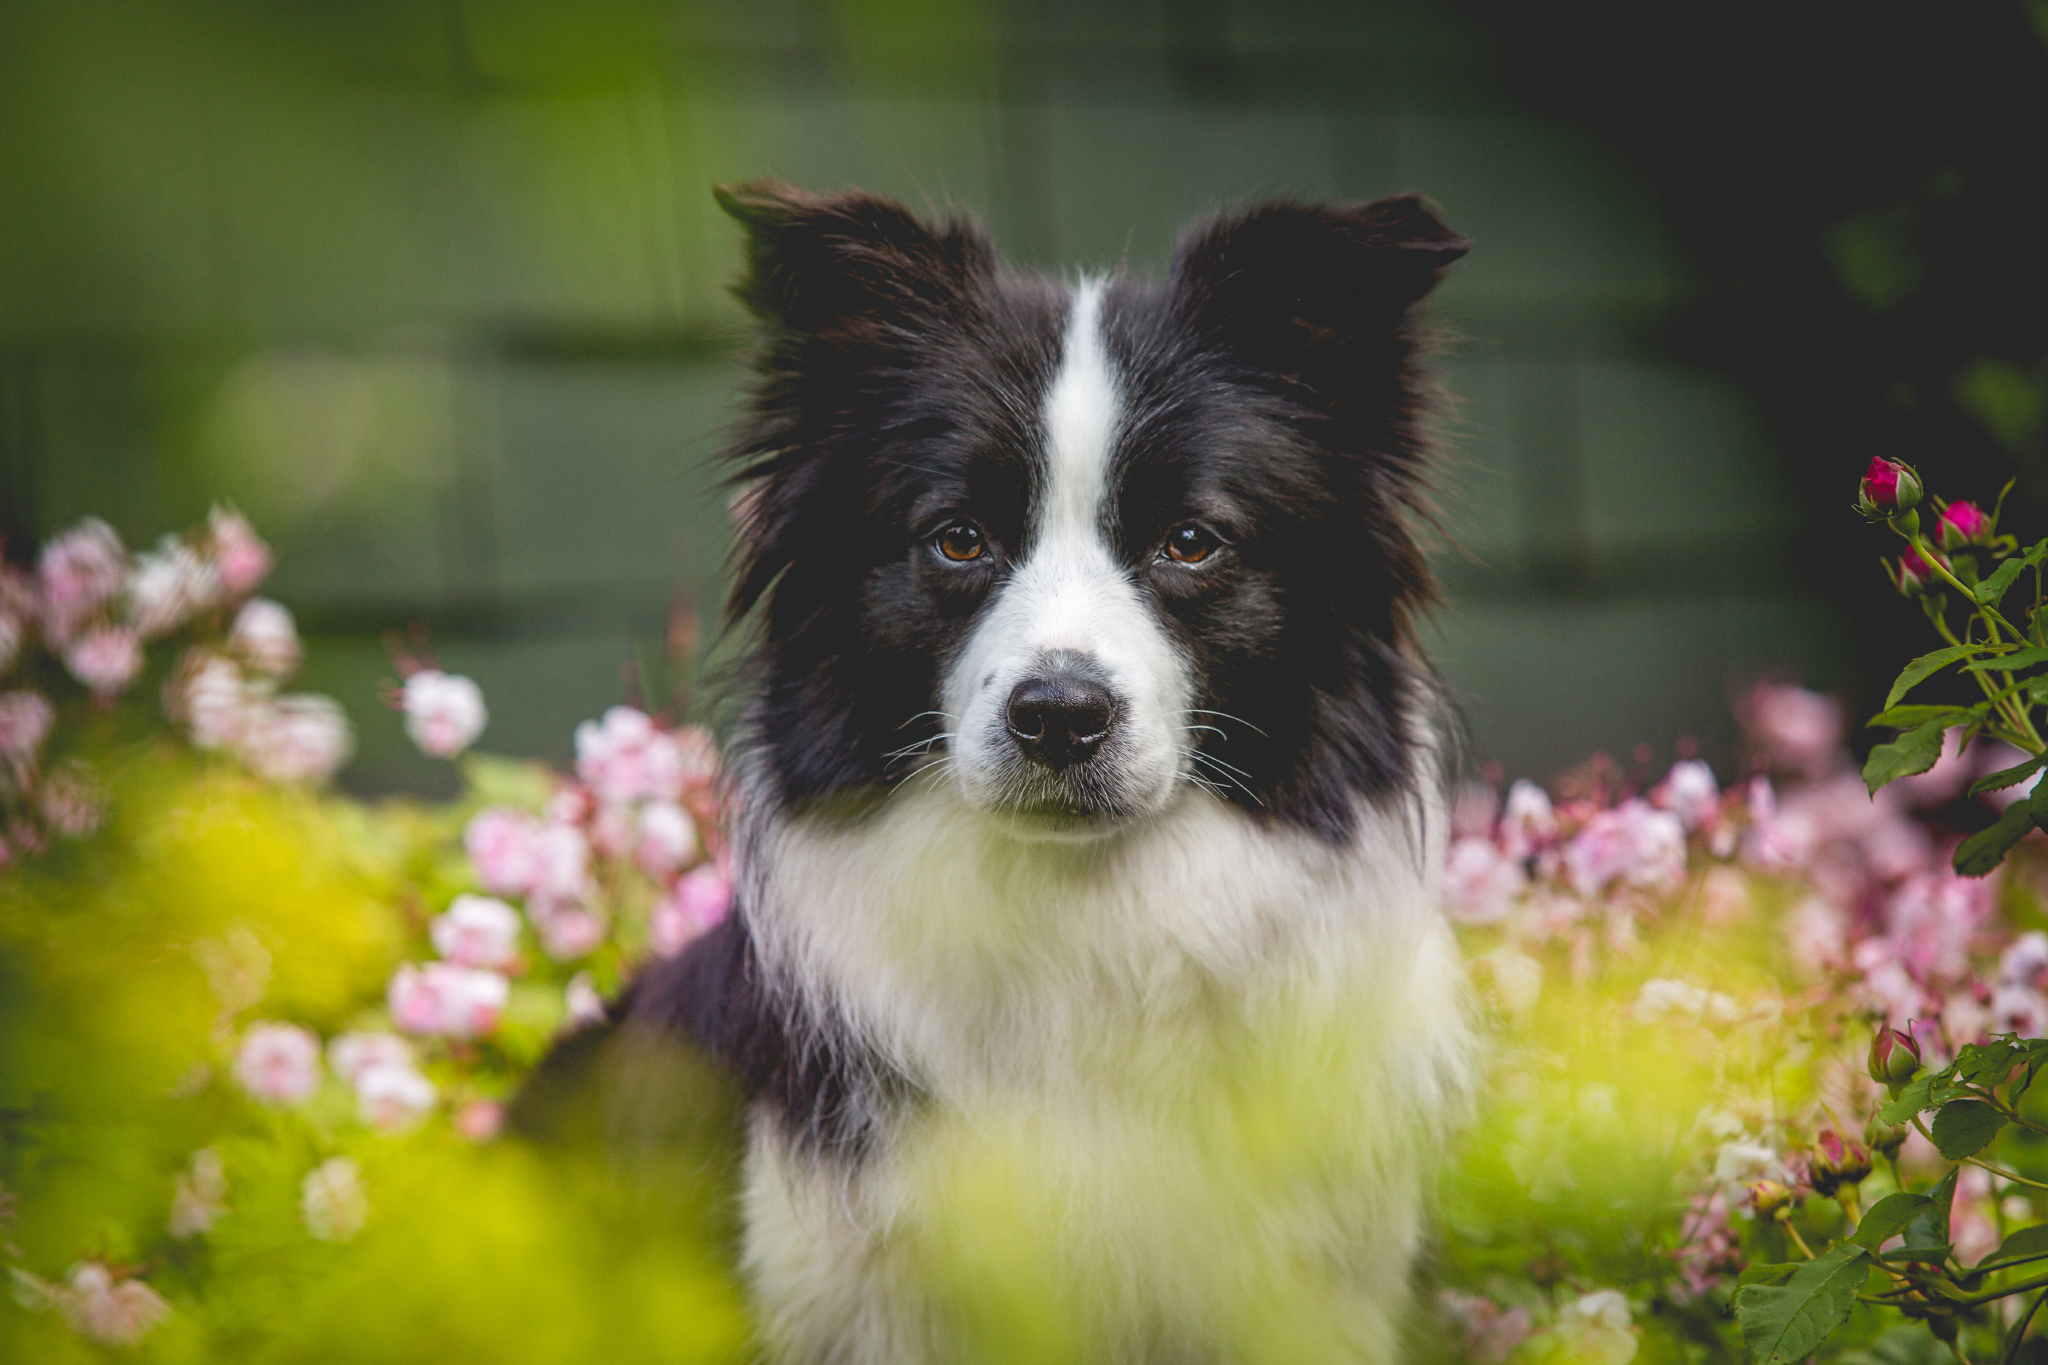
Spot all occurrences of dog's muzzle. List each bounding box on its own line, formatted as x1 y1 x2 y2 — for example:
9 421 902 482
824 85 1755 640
1004 653 1117 773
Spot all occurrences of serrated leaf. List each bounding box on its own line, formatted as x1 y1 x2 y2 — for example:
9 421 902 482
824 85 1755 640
1970 755 2047 795
1976 557 2029 605
1907 1169 1960 1250
1880 1245 1954 1262
1887 646 1976 709
1967 646 2048 672
1932 1098 2008 1158
2026 537 2048 567
1865 721 1950 795
1869 704 1982 730
1736 1244 1872 1365
1853 1192 1933 1249
1879 1073 1938 1124
1955 798 2036 877
1956 1040 2025 1086
1738 1262 1802 1287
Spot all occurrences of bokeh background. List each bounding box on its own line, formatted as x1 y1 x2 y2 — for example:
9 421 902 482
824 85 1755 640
3 0 2044 794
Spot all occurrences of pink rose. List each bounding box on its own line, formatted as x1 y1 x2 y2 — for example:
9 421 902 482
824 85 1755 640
1741 683 1845 778
1892 544 1947 596
125 536 219 639
0 689 56 770
208 505 272 598
401 669 487 758
62 626 142 697
534 905 605 961
1857 456 1921 514
529 821 592 905
241 694 352 783
229 599 300 678
575 705 684 803
1443 836 1525 926
1652 759 1719 830
234 1022 322 1104
387 962 509 1038
354 1063 436 1131
634 800 699 878
649 865 733 956
37 517 126 643
429 894 522 969
465 806 543 897
327 1030 414 1085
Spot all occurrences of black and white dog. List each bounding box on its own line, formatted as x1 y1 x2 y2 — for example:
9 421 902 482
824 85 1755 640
623 182 1477 1362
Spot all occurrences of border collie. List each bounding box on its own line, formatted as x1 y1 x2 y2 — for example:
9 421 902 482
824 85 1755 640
622 181 1477 1363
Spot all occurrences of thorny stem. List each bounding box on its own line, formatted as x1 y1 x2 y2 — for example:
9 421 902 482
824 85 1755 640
1925 612 2043 753
1911 532 2048 750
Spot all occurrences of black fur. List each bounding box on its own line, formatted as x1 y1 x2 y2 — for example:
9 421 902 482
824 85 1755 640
718 181 1466 843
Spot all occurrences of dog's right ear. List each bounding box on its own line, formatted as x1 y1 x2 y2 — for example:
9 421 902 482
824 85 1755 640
714 180 995 338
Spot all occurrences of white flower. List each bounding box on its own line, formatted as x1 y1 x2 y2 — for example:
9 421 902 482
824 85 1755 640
234 1022 322 1104
327 1031 414 1085
533 904 605 961
169 1148 228 1239
529 821 592 905
575 705 684 803
1991 984 2048 1038
229 598 301 677
465 806 543 896
1713 1139 1779 1186
300 1157 367 1242
355 1064 437 1132
402 670 487 758
54 1262 171 1345
241 694 352 783
2002 931 2048 988
62 626 142 697
387 962 509 1038
126 536 219 638
37 517 126 643
1633 978 1741 1027
429 894 522 969
1498 779 1557 858
1554 1290 1638 1365
634 800 699 878
565 971 606 1029
1444 836 1525 925
180 653 252 751
1654 759 1720 829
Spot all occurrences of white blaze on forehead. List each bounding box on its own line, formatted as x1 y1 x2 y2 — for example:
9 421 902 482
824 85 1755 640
1038 278 1119 547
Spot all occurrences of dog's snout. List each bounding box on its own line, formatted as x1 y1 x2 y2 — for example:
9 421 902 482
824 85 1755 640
1006 671 1115 770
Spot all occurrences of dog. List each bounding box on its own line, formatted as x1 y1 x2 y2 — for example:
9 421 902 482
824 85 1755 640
613 181 1477 1363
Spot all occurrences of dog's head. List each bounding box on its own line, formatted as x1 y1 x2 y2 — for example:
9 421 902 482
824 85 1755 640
718 182 1466 842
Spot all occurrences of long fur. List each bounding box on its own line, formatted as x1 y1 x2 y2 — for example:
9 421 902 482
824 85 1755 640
623 182 1477 1363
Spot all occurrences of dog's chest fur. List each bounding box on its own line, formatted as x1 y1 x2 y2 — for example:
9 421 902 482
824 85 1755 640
730 781 1474 1364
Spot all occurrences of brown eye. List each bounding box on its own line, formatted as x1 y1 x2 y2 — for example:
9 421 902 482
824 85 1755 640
935 524 985 562
1164 524 1221 564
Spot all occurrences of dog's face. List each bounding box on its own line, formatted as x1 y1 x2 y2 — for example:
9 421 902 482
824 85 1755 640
720 183 1466 842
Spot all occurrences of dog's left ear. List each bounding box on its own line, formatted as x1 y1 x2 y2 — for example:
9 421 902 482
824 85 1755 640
1169 195 1468 398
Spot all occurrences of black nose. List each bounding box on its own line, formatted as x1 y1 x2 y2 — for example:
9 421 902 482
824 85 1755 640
1006 672 1116 770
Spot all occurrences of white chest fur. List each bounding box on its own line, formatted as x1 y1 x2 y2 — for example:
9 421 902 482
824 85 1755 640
735 783 1475 1364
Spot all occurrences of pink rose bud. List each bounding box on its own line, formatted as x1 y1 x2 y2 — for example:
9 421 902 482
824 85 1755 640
1869 1023 1921 1089
208 505 273 598
1809 1128 1872 1196
401 669 487 758
1891 544 1945 596
464 806 543 897
62 626 142 698
429 894 522 969
1938 500 1991 550
1857 456 1923 517
228 599 301 678
234 1022 323 1104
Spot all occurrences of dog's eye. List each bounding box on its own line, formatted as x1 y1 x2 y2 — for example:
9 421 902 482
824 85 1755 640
934 524 986 563
1164 524 1221 565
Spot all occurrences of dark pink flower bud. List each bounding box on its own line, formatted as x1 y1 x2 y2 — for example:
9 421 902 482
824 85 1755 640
1858 457 1923 517
1864 1113 1907 1157
1890 545 1946 596
1939 501 1991 550
1809 1129 1872 1196
1869 1024 1921 1089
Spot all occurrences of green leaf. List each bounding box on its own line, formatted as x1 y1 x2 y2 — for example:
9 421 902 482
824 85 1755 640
1886 646 1976 709
1984 1223 2048 1268
1955 798 2037 877
1880 1245 1955 1263
1869 705 1981 730
1853 1192 1933 1249
1977 556 2029 605
1966 646 2048 672
2026 537 2048 567
1955 1040 2026 1086
1865 721 1950 795
1879 1073 1938 1124
1907 1169 1960 1250
1930 1098 2007 1158
1738 1262 1802 1288
1970 755 2047 795
1735 1244 1872 1365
